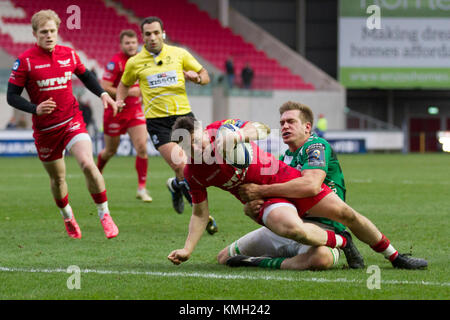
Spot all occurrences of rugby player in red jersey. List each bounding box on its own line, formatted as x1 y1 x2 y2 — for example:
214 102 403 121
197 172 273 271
97 29 152 203
167 117 427 269
7 10 119 239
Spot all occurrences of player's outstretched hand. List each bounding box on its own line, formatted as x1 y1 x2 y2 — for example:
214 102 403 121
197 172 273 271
239 183 263 202
36 97 57 115
168 248 190 265
101 92 118 116
183 70 201 84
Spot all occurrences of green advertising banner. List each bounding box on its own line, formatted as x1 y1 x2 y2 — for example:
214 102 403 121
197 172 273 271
338 0 450 89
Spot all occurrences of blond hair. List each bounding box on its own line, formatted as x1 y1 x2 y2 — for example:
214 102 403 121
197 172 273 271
31 10 61 32
279 101 314 127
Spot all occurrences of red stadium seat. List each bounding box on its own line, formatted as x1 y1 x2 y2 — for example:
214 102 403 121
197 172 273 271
5 0 140 67
1 0 314 90
115 0 313 90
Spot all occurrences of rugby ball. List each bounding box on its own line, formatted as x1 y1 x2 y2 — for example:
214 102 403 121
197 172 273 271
217 124 253 169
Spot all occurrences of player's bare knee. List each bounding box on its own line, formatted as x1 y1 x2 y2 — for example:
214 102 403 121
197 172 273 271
79 158 96 174
167 161 184 177
283 225 307 243
135 144 147 157
217 248 229 265
309 247 333 270
174 164 185 177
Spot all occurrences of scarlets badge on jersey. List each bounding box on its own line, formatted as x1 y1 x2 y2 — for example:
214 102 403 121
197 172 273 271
306 143 326 167
12 59 20 71
106 61 115 71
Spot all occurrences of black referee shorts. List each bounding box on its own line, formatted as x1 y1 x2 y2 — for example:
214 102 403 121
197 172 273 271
146 112 195 149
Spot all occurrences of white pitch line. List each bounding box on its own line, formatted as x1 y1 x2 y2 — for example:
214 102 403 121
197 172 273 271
349 179 450 185
0 266 448 287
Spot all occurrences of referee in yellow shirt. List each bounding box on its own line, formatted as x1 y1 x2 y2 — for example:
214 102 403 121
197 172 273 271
116 16 210 214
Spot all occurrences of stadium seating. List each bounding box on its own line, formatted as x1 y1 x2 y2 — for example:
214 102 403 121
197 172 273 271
1 0 140 68
0 0 314 90
116 0 314 90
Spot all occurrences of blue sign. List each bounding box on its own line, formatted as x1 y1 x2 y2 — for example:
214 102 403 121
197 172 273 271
327 139 366 153
0 139 37 157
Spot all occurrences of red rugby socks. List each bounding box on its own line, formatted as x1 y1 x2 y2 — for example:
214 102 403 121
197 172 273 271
91 190 109 220
371 234 399 261
55 194 69 209
135 156 148 190
96 151 108 173
325 230 347 248
55 194 73 220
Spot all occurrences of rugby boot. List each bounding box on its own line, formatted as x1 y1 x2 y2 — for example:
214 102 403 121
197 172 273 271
338 230 365 269
100 213 119 239
64 217 82 239
167 177 184 214
136 188 153 203
226 255 265 268
391 253 428 269
178 179 193 206
206 215 218 235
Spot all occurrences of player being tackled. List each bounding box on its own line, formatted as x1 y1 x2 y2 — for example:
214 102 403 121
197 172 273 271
167 117 427 270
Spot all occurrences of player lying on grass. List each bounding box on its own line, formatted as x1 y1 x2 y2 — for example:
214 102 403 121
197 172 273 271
220 101 366 270
217 219 341 271
218 100 365 271
167 117 427 270
218 101 366 271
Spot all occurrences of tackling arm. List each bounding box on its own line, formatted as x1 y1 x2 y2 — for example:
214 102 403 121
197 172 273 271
239 169 326 201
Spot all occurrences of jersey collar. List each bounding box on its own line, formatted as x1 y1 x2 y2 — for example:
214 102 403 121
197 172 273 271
285 149 295 156
119 51 129 60
143 44 167 65
35 43 58 56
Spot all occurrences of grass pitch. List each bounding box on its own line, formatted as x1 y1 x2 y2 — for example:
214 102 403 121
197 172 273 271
0 153 449 301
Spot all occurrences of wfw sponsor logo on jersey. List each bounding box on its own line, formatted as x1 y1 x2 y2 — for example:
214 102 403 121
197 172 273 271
146 70 177 88
37 72 72 91
57 59 71 67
